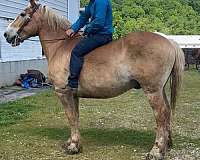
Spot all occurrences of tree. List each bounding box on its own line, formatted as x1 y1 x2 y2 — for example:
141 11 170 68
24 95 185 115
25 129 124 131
80 0 200 39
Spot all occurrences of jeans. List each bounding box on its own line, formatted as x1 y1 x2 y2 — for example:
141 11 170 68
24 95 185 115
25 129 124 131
68 34 112 88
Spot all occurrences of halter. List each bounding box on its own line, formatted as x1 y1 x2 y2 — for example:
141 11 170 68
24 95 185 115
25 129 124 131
14 4 82 44
16 4 41 37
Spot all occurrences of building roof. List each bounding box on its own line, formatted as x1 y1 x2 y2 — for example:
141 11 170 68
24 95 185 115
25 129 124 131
154 32 200 48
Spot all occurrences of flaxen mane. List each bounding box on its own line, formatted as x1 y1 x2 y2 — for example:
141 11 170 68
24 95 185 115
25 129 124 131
41 6 71 31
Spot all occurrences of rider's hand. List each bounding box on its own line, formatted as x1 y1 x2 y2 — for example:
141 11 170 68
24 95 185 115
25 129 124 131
65 28 75 38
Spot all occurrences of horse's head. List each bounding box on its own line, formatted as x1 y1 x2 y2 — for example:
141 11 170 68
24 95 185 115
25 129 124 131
4 0 42 47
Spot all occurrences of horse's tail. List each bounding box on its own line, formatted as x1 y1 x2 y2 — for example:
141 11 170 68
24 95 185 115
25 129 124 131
169 40 185 113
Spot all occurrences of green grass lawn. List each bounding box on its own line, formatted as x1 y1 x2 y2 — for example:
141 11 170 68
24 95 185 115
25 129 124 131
0 70 200 160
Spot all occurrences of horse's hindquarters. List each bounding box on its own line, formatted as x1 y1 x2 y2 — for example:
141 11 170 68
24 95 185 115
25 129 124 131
124 32 176 91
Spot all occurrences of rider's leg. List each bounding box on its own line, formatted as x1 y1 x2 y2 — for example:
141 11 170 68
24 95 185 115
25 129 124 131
68 34 112 89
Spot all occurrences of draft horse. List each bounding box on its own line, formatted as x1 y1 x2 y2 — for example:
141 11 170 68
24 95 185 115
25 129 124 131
4 0 185 159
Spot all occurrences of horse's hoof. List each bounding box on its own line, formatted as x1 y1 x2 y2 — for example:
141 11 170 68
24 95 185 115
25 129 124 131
62 142 82 155
145 146 165 160
145 153 154 160
145 152 164 160
167 139 173 151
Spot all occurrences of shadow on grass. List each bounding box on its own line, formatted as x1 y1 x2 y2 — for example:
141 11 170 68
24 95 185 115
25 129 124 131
16 127 154 150
15 126 200 151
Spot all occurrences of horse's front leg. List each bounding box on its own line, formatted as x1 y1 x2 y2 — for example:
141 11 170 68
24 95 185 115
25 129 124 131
145 90 171 160
56 90 81 154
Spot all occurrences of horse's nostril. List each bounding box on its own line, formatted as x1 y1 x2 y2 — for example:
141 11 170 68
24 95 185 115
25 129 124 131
4 32 7 38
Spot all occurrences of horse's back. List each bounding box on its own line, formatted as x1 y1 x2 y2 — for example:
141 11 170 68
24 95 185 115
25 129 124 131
85 31 173 61
83 31 175 77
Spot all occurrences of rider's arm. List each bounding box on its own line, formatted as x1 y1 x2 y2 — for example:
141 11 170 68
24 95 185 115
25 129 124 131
84 0 107 34
71 5 91 33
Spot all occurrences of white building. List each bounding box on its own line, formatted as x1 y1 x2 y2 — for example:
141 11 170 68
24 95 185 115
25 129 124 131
167 35 200 49
155 32 200 48
0 0 80 87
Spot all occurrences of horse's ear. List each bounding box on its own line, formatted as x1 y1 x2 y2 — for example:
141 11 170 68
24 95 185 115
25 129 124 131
30 0 39 7
30 0 35 6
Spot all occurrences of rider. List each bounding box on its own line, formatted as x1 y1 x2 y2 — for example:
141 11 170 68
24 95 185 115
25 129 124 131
65 0 113 91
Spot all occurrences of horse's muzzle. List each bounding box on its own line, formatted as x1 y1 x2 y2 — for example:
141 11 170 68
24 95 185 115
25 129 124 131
4 32 23 47
4 31 15 43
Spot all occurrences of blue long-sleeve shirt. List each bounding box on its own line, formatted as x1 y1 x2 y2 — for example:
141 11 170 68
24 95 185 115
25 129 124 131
71 0 113 35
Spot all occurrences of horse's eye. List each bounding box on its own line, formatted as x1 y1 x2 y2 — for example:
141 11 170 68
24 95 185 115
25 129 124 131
20 13 26 17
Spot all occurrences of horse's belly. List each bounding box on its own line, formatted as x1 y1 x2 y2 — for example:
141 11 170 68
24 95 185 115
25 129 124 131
78 79 140 98
78 84 131 98
78 60 141 98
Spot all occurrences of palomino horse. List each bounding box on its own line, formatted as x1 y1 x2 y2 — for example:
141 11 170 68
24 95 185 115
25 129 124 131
4 0 185 159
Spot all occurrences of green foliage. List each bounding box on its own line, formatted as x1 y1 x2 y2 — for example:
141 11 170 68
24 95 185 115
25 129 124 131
80 0 89 7
80 0 200 39
112 0 200 38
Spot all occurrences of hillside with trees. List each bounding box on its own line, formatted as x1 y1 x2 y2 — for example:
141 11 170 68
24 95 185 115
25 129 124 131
80 0 200 39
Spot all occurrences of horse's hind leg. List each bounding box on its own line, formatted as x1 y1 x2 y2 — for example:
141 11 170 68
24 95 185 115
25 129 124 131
56 91 81 154
145 89 171 160
162 89 173 150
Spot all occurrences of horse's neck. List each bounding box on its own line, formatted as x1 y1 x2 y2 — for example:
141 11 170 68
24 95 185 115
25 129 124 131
38 26 83 82
39 27 64 60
